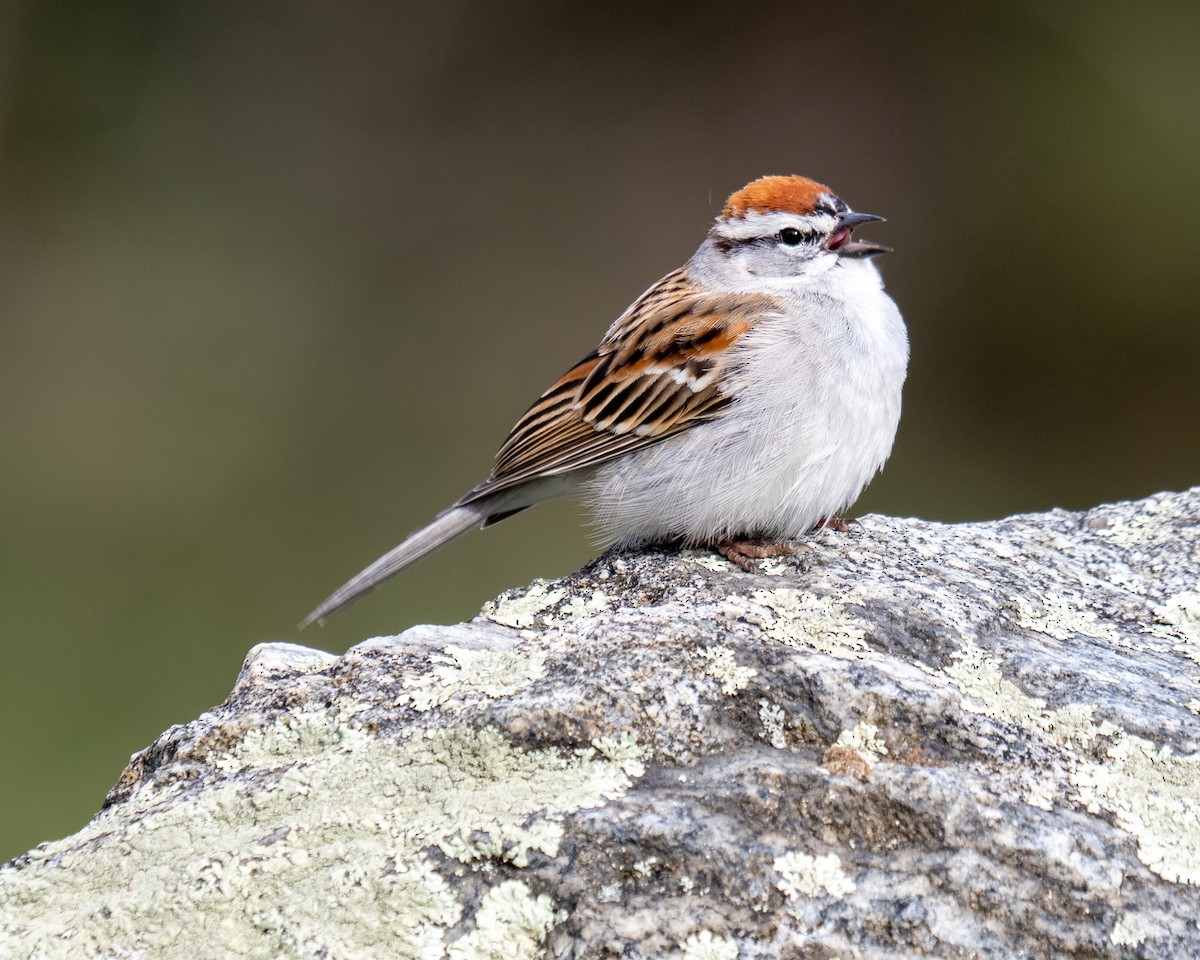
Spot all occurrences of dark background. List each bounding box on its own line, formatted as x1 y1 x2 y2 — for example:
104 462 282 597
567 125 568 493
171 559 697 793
2 0 1197 861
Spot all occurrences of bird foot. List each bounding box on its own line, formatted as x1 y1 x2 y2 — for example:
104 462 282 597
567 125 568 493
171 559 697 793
708 537 807 573
815 516 859 532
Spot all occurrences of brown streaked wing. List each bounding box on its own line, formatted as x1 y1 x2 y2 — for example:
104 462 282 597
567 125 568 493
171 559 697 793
457 269 778 505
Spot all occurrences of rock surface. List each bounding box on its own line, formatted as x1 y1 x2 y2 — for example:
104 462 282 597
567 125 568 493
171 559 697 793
4 489 1200 958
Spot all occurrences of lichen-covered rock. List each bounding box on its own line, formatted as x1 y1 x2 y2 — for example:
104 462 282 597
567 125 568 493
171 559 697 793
4 489 1200 958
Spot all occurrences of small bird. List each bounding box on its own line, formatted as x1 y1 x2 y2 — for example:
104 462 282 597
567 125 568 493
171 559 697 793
303 175 908 625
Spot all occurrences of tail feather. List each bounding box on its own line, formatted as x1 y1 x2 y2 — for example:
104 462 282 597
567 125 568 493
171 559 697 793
300 503 487 627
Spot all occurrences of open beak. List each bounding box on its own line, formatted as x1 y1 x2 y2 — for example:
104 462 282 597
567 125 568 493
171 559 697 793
838 212 885 229
828 211 890 258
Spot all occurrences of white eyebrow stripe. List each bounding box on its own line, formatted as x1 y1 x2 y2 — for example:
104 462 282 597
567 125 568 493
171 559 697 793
711 210 838 241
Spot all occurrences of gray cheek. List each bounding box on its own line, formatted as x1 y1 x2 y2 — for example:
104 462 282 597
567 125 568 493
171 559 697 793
728 248 760 277
739 246 815 279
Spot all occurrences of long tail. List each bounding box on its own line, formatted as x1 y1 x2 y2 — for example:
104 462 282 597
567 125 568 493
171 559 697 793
300 503 489 627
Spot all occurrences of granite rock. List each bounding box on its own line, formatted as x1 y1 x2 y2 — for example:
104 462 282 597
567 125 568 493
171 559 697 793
4 489 1200 958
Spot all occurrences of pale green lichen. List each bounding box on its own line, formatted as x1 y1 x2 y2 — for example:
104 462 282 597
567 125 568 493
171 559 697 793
682 929 740 960
445 880 563 960
481 583 566 628
756 556 794 577
437 819 564 869
1023 780 1058 812
946 642 1101 746
555 590 613 622
946 643 1109 811
947 644 1200 885
1109 915 1147 947
834 721 888 762
1072 733 1200 886
632 856 657 877
743 589 872 659
401 646 547 712
1014 593 1128 646
591 731 646 777
695 645 757 695
1098 517 1152 548
1105 570 1147 595
481 583 612 629
774 851 856 900
686 551 733 572
1156 590 1200 639
209 705 369 772
1096 498 1174 547
1149 590 1200 664
0 716 639 956
759 700 787 750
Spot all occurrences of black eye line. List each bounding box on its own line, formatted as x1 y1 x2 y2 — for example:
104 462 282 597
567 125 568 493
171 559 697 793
712 226 818 253
776 226 816 247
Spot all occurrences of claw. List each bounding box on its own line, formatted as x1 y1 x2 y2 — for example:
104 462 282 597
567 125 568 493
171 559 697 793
815 516 859 532
708 537 807 573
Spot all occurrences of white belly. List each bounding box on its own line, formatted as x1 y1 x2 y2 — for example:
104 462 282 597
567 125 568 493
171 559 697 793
579 263 908 546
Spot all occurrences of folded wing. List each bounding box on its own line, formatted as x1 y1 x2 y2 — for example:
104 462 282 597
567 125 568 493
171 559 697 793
458 268 778 506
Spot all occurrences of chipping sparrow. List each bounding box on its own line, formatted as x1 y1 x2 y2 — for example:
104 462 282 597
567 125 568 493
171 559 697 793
303 175 907 625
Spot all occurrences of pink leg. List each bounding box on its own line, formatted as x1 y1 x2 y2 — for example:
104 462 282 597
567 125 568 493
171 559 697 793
814 516 859 532
707 537 807 573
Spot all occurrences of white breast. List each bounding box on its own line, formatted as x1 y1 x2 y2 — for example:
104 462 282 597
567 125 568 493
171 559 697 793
579 258 908 547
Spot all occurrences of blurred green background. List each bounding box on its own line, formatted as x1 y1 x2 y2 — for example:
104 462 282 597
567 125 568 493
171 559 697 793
2 0 1198 861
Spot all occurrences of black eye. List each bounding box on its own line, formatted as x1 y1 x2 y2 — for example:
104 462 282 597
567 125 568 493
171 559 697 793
778 227 803 245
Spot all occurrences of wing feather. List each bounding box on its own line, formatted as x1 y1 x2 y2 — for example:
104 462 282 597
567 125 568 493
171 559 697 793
458 268 778 505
